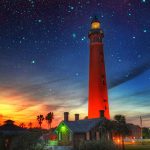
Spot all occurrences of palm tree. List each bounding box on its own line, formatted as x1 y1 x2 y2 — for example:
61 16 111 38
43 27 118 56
37 115 44 128
114 115 126 124
114 115 130 150
28 122 33 129
45 112 54 129
101 118 115 140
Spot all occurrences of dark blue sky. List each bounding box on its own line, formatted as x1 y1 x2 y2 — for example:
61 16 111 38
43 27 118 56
0 0 150 127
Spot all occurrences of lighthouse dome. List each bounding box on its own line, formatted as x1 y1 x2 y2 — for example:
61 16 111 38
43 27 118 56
91 16 100 29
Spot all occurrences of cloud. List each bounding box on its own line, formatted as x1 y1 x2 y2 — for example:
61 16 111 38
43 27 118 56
126 113 150 126
0 114 4 120
109 62 150 89
110 89 150 103
0 73 88 126
41 104 61 112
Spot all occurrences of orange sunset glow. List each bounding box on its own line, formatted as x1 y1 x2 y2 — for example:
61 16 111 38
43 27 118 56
0 86 87 128
0 87 56 127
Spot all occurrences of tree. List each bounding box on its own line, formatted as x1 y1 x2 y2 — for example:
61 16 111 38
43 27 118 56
0 136 5 150
101 119 115 140
37 115 44 128
45 112 54 129
19 123 25 128
114 115 130 150
10 131 45 150
142 127 150 139
28 122 33 129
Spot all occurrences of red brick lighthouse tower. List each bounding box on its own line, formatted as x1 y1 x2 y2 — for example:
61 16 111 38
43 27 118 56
88 17 110 119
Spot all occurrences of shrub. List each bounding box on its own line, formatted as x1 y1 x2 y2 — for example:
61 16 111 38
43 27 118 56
10 131 45 150
0 137 5 150
79 138 118 150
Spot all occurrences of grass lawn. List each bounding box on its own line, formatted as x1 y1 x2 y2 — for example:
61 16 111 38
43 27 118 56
125 144 150 150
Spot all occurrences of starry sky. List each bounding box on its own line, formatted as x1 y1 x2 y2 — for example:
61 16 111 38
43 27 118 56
0 0 150 128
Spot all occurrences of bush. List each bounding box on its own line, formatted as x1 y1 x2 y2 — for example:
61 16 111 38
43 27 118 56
79 138 118 150
10 131 45 150
0 137 5 150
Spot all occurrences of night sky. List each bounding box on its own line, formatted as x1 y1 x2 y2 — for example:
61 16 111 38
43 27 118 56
0 0 150 127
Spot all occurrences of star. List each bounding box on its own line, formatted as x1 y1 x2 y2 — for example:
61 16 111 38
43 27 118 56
137 54 142 58
38 19 42 23
125 73 129 77
31 60 35 64
22 37 25 40
143 29 147 33
70 6 74 10
75 72 79 76
118 59 122 62
81 36 86 41
68 6 74 13
111 54 114 57
72 33 76 38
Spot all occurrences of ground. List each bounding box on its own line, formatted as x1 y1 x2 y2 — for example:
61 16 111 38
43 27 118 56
125 144 150 150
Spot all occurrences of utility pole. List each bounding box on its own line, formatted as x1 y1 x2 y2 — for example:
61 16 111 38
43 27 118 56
140 116 143 144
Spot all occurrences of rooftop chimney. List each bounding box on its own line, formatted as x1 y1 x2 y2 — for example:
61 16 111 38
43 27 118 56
99 110 105 118
75 114 79 121
64 112 69 121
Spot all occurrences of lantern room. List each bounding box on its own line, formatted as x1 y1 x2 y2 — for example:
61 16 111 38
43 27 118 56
91 16 100 29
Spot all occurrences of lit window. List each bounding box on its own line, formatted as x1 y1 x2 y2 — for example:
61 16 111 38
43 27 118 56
86 132 90 140
58 132 62 141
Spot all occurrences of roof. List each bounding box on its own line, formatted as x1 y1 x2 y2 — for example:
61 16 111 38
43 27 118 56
0 120 26 135
127 123 141 130
4 120 14 124
91 16 100 23
0 123 25 131
63 118 105 133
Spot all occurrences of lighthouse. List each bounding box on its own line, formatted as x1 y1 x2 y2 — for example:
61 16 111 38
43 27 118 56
88 17 110 119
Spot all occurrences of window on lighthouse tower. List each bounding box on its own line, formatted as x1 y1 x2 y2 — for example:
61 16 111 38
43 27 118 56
103 99 107 102
101 75 105 85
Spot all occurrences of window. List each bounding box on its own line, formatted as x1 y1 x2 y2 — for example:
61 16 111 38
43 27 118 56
69 132 72 141
58 132 62 141
100 51 103 55
86 132 90 140
102 79 105 85
96 131 100 140
103 99 107 102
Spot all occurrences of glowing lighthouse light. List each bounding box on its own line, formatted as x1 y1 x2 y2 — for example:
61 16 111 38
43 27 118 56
88 16 110 119
91 21 100 29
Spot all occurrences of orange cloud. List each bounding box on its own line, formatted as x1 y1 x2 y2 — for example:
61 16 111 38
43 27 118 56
0 87 63 128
